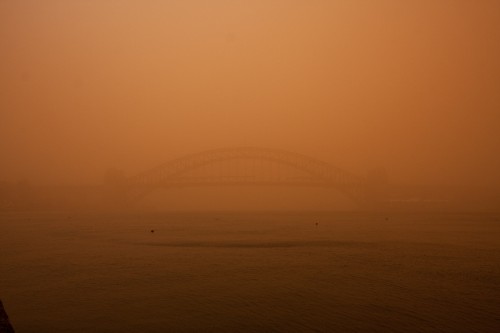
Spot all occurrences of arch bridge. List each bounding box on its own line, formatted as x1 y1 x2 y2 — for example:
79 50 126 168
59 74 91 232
122 147 377 204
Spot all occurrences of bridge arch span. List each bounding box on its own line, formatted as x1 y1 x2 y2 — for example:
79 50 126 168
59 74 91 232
127 147 367 201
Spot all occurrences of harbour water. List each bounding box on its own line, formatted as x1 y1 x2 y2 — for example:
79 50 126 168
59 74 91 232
1 211 500 332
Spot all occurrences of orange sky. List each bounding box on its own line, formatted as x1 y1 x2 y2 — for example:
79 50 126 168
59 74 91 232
1 0 499 187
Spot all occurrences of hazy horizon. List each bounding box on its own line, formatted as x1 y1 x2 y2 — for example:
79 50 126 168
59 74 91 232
1 0 500 191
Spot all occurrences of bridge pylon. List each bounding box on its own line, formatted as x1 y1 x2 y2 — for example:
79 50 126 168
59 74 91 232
103 168 130 209
362 168 389 210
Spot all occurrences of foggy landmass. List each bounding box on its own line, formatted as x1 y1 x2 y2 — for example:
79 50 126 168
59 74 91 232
1 1 500 332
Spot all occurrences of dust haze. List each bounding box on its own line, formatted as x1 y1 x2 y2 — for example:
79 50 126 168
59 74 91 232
2 2 500 332
1 0 500 211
